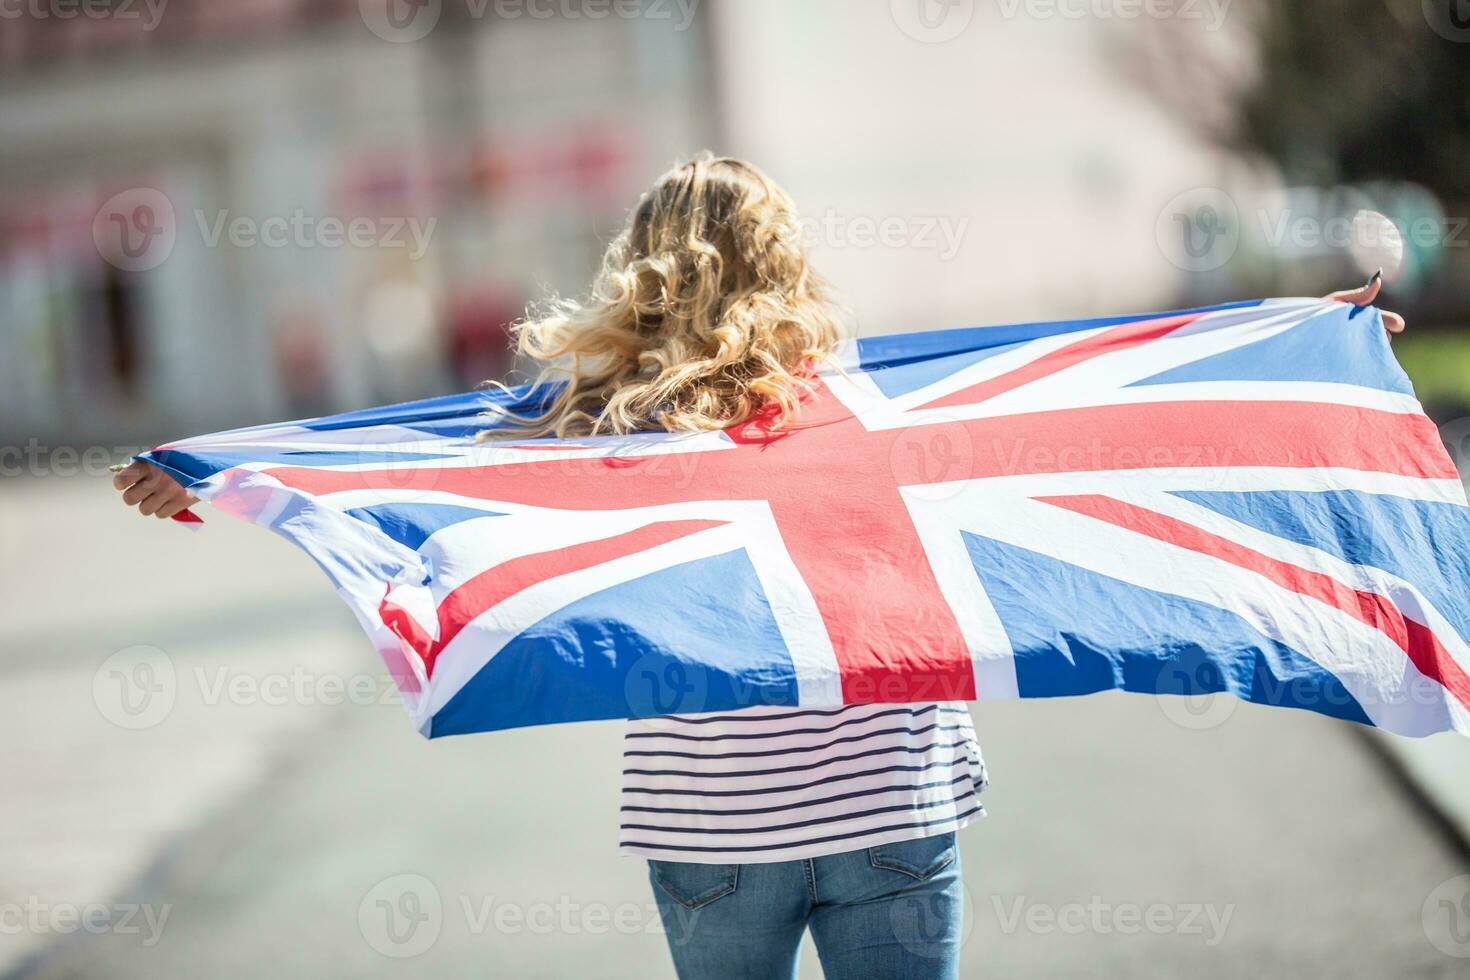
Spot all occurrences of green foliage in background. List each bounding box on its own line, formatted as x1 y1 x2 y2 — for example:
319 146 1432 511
1238 1 1470 203
1394 331 1470 410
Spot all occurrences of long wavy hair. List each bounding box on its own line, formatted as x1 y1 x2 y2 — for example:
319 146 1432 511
480 154 844 440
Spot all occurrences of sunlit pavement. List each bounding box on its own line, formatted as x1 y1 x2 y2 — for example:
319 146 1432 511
3 472 1467 979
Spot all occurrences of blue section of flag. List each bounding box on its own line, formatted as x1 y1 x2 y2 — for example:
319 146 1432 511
298 390 497 431
298 384 563 434
430 549 800 736
856 300 1263 399
1173 489 1470 643
1131 304 1412 394
961 531 1372 724
345 502 504 552
862 341 1028 400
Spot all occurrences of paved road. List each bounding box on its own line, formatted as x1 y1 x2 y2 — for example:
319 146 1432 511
3 472 1468 978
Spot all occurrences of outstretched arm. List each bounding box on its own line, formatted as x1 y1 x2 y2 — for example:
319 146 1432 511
109 277 1406 520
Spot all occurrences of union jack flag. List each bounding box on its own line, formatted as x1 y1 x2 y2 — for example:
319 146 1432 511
140 298 1470 738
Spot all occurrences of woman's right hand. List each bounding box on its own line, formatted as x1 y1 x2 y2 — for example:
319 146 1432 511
112 461 199 519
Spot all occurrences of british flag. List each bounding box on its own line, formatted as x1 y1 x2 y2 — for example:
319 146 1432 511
140 298 1470 739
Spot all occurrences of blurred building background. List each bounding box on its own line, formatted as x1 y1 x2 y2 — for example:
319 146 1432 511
4 2 1470 978
5 0 1467 448
1 0 715 444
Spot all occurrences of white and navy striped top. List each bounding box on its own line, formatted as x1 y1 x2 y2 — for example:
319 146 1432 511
619 701 987 863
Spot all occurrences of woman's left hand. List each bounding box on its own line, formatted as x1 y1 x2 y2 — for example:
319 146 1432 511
1325 272 1406 337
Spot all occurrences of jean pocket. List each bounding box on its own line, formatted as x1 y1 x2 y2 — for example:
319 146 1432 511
868 831 957 880
649 861 740 911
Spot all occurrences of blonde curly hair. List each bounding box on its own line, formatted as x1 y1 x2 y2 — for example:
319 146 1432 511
481 153 844 439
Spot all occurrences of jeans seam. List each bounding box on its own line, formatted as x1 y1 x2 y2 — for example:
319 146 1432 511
802 858 818 905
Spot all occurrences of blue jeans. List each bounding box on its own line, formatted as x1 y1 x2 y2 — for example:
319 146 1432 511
647 832 964 980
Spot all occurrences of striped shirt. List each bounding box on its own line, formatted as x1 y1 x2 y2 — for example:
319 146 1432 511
619 701 987 863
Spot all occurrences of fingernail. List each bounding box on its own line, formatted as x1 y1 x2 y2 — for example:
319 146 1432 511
1370 268 1382 286
109 463 127 472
